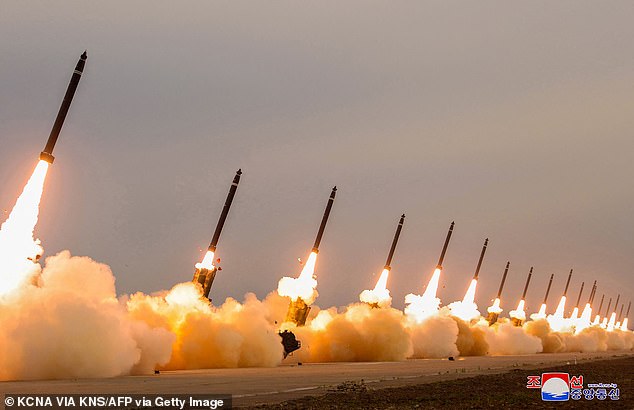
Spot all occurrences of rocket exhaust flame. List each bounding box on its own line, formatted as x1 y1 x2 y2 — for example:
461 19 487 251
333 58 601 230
548 296 570 332
360 268 392 308
449 278 480 322
278 251 318 306
404 268 442 323
360 214 405 308
0 161 49 297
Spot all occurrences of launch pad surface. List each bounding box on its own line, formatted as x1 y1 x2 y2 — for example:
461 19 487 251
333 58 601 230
1 351 631 407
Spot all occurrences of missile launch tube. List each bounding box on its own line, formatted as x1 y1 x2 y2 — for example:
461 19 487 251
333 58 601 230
208 169 242 252
312 186 337 252
563 269 573 296
543 274 554 304
40 51 87 163
496 262 510 299
384 214 405 269
521 267 533 299
473 238 488 280
436 221 454 268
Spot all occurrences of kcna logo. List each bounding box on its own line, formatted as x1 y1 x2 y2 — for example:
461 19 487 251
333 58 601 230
527 372 583 402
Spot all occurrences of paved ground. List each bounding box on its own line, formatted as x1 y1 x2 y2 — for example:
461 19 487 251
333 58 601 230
1 350 632 407
255 356 634 409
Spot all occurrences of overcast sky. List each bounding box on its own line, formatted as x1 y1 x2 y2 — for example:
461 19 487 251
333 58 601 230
1 2 632 314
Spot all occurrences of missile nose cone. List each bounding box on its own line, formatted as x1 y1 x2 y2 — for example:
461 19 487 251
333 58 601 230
236 169 242 175
332 186 337 191
81 51 87 59
401 213 406 218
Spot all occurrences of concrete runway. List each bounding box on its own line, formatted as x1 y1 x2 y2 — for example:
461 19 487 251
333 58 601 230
1 350 632 407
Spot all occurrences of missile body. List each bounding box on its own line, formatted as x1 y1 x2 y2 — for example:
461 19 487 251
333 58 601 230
436 221 455 269
497 262 510 299
563 269 573 296
384 214 405 269
614 294 620 314
587 281 597 304
40 51 87 164
543 274 554 304
626 301 631 318
597 294 605 314
472 238 489 280
312 187 337 253
605 298 612 317
193 169 242 299
618 304 624 321
208 169 242 253
575 282 585 308
521 267 533 300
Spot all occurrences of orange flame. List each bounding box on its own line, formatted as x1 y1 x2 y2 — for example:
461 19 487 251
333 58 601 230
0 160 49 297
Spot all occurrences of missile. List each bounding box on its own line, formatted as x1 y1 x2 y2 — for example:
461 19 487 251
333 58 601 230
472 238 489 280
618 303 624 321
436 221 455 269
192 169 242 299
625 301 631 319
208 169 242 253
312 186 337 253
613 294 620 314
521 267 533 300
563 269 573 297
596 294 604 315
542 273 554 305
40 51 87 164
384 214 405 269
604 298 612 318
574 282 585 308
496 262 510 299
587 280 597 304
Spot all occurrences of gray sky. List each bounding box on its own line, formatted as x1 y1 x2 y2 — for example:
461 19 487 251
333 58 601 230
1 1 632 314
